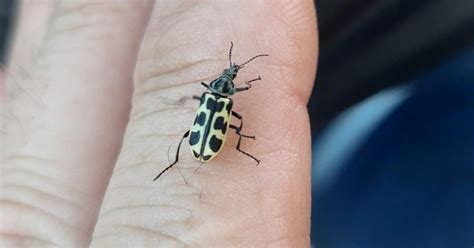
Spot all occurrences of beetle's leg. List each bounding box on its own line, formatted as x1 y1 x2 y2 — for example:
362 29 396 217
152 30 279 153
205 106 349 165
201 82 212 91
192 95 201 101
235 76 261 92
231 111 256 139
153 130 190 181
230 111 260 165
230 124 255 139
230 124 260 165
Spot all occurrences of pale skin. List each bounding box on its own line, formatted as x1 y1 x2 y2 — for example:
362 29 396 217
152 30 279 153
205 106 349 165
0 0 318 247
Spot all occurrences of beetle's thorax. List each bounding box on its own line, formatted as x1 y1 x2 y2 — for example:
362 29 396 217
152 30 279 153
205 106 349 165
209 65 240 96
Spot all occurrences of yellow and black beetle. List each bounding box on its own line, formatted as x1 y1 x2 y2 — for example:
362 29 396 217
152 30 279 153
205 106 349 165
153 42 268 181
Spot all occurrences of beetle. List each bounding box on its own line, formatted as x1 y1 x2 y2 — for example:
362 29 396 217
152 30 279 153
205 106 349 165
153 42 268 181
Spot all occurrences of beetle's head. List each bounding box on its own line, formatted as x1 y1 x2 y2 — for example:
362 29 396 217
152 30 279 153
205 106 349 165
222 64 240 80
226 42 268 78
205 42 268 96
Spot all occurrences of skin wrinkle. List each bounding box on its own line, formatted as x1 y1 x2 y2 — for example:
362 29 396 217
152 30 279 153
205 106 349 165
130 92 198 119
135 22 229 91
113 161 163 173
147 2 200 42
0 188 95 241
135 131 192 139
244 212 311 240
48 1 148 38
45 22 114 52
46 2 119 38
135 69 220 96
41 6 148 82
104 179 200 201
137 57 217 87
2 68 46 108
1 184 87 217
5 27 46 93
120 224 189 245
97 179 201 223
1 167 94 200
240 218 293 244
42 12 120 59
108 185 155 192
5 2 53 90
112 159 197 177
267 236 311 248
55 1 150 18
98 203 194 221
108 184 201 199
165 187 203 198
0 233 57 247
4 153 57 164
0 199 88 239
94 204 200 245
93 227 188 247
132 95 195 109
151 23 219 59
130 106 195 123
5 144 90 174
5 90 43 137
197 195 249 217
129 108 195 129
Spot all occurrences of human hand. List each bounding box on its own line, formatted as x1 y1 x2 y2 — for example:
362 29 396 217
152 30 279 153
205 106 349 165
1 1 317 247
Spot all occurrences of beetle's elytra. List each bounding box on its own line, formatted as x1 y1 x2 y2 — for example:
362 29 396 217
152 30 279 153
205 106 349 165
189 92 233 162
153 42 268 181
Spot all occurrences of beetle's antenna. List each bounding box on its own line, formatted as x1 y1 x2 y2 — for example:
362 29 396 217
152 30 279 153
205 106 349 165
167 143 173 164
194 161 204 173
239 54 269 68
176 167 188 184
229 41 234 67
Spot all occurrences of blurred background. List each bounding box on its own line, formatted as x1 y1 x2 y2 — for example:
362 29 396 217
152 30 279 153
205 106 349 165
1 1 473 247
310 0 474 247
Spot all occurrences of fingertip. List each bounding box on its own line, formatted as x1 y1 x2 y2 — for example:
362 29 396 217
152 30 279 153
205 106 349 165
259 0 318 102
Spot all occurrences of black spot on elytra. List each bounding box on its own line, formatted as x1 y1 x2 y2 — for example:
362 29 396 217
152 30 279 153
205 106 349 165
202 155 212 161
194 112 206 126
193 150 200 158
206 96 225 112
209 135 223 152
226 101 233 113
206 97 216 110
213 116 227 133
189 131 200 146
215 101 225 112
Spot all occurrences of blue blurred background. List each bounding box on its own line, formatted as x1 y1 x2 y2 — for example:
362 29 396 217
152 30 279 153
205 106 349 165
1 1 473 247
311 0 474 247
